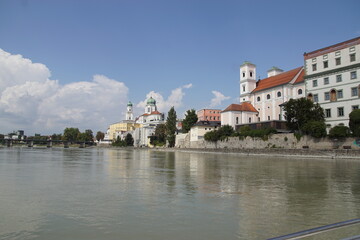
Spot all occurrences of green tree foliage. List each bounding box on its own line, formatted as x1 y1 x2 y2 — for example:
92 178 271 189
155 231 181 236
63 128 81 142
349 109 360 137
166 107 177 147
238 126 277 140
301 121 327 138
112 136 127 147
125 133 134 146
328 125 351 139
96 131 105 141
182 109 198 133
150 123 167 146
204 130 218 142
51 133 62 141
204 125 235 142
283 98 325 132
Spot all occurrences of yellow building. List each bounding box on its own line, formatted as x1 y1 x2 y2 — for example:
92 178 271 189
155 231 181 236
108 122 142 141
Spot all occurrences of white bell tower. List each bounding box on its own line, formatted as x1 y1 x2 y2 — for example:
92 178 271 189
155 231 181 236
126 101 134 121
239 61 257 103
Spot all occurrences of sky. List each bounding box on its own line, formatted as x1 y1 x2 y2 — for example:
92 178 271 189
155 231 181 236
0 0 359 135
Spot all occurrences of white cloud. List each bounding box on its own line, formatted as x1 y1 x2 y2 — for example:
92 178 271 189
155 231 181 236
0 49 128 135
209 90 231 107
136 83 192 114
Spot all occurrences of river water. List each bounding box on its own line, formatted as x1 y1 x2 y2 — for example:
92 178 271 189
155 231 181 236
0 147 359 240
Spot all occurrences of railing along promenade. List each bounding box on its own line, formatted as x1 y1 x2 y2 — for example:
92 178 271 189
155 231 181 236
268 218 360 240
3 139 94 148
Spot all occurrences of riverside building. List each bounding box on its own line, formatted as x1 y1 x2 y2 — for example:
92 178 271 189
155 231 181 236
304 37 360 128
222 61 305 129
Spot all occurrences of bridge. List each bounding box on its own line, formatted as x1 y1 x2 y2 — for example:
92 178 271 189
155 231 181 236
3 139 95 148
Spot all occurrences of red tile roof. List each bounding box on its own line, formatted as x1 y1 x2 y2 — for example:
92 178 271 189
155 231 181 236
304 37 360 60
141 111 162 116
252 67 303 93
222 103 258 113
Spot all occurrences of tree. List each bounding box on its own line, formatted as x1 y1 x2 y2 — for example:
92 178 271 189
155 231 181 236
349 109 360 137
63 128 81 142
153 123 166 145
301 121 327 138
51 133 62 141
166 107 177 147
84 129 94 142
182 109 198 133
125 133 134 146
112 136 126 147
283 98 325 132
328 125 350 139
96 131 105 141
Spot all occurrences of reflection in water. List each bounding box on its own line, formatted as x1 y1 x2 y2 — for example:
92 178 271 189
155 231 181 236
0 148 359 240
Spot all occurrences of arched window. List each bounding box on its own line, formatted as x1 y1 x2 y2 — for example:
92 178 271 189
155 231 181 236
248 117 251 123
257 96 261 102
307 93 313 101
236 117 239 124
330 89 337 102
267 94 271 100
298 89 303 95
277 91 281 97
250 71 253 77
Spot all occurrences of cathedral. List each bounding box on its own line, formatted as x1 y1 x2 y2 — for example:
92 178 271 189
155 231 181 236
133 97 165 146
103 97 165 146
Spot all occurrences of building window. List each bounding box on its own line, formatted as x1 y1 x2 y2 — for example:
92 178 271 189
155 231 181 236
338 107 344 117
351 87 358 97
335 57 341 65
248 117 251 123
257 96 261 102
325 109 331 118
307 93 313 101
337 90 343 99
336 74 342 82
250 71 253 77
350 53 356 62
298 89 303 95
324 77 329 85
242 72 245 78
312 63 317 71
323 61 328 68
236 117 239 124
330 89 337 101
243 85 246 92
314 94 319 102
312 80 318 87
277 91 281 97
353 105 359 110
258 117 260 122
267 94 271 100
268 116 270 120
324 92 330 101
351 71 357 79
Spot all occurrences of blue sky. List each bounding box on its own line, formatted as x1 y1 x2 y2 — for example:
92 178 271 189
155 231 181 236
0 0 359 135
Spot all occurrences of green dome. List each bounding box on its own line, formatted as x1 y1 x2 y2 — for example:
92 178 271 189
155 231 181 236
127 101 133 107
147 97 156 105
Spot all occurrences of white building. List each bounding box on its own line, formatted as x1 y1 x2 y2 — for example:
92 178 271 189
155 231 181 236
190 121 221 142
304 37 360 127
222 61 305 129
133 97 165 147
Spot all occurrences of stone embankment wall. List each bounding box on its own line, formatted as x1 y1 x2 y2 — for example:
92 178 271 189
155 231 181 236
175 133 360 150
